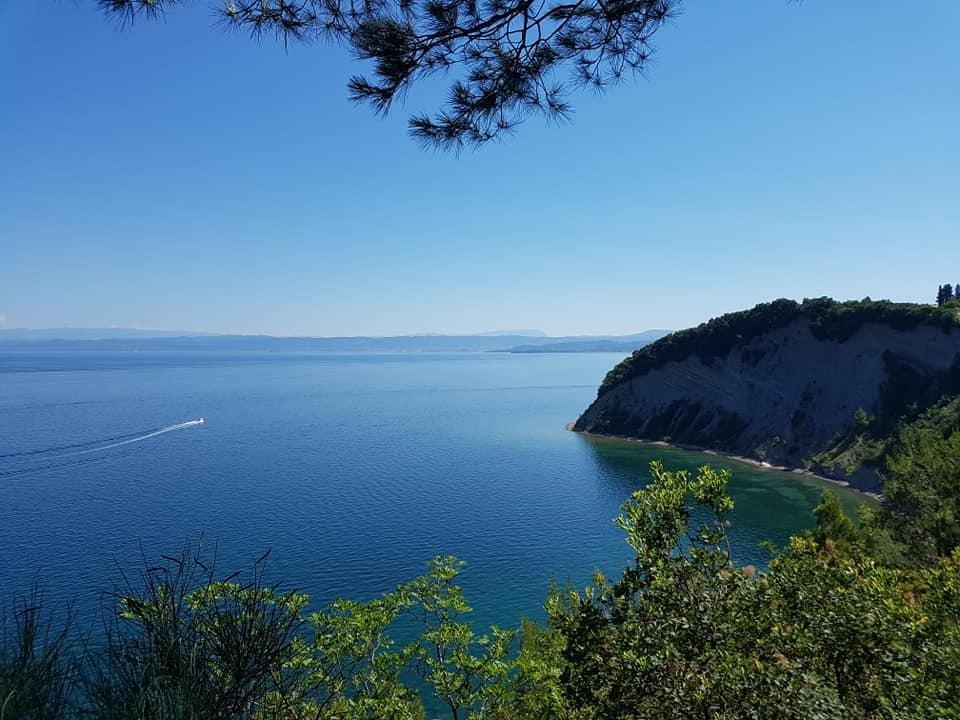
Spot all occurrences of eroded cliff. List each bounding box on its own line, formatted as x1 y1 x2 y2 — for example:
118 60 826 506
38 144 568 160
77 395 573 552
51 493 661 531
575 299 960 493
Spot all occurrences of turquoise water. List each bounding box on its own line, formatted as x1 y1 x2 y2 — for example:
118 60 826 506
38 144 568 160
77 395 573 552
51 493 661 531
0 351 862 632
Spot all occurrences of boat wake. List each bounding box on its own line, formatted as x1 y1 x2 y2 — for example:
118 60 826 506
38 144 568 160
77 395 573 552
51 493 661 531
0 419 204 478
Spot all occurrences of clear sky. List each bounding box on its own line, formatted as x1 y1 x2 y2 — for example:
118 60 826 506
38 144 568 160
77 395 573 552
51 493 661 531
1 1 958 336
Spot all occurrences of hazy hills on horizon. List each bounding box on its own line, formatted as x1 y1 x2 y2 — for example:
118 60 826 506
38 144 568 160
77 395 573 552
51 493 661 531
0 328 671 353
0 328 218 341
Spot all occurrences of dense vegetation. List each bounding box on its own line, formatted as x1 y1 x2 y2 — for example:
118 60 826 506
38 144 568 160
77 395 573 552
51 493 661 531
813 394 960 480
4 430 960 719
596 298 960 397
936 284 960 307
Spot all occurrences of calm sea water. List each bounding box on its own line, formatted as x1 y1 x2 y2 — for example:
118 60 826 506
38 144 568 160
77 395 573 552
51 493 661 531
0 351 862 633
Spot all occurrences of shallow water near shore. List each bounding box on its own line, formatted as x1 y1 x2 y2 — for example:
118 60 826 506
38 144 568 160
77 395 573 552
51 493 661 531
0 350 863 634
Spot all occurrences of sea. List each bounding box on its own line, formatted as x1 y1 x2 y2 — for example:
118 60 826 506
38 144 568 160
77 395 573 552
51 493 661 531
0 350 862 634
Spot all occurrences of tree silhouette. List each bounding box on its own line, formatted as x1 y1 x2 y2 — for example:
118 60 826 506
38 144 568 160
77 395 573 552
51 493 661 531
95 0 678 150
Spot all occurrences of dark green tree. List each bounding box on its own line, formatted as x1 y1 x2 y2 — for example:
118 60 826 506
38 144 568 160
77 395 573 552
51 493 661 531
937 284 949 306
549 461 960 720
811 490 857 549
95 0 678 149
872 426 960 565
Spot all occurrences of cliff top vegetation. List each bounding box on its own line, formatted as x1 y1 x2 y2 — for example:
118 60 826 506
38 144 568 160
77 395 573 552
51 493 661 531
598 297 960 396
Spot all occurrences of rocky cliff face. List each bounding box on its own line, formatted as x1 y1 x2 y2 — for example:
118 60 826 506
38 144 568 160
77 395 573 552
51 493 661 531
575 305 960 493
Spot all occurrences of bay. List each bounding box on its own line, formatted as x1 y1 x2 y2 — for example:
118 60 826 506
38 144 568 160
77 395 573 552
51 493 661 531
0 351 862 632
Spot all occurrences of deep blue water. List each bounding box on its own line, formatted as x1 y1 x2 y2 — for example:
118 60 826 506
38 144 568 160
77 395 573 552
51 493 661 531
0 351 862 633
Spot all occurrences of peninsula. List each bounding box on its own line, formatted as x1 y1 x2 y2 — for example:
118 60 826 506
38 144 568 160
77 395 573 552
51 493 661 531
574 298 960 493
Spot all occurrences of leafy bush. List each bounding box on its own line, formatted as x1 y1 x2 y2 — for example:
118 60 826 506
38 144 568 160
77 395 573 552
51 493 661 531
549 463 960 719
84 544 306 720
873 426 960 566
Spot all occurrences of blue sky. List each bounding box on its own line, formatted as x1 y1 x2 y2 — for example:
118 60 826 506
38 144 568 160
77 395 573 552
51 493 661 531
1 1 958 336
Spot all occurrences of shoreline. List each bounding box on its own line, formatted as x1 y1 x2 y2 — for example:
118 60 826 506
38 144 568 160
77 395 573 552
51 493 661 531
565 423 883 502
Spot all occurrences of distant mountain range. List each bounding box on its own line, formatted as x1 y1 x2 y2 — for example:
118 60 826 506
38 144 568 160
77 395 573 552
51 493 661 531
0 328 670 353
0 328 216 341
503 331 669 354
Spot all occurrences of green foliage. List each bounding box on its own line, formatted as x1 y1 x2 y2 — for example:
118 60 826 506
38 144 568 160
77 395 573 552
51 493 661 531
273 555 568 720
595 297 960 397
401 557 515 720
802 491 905 568
803 296 959 342
915 393 960 430
549 462 960 719
18 546 562 720
815 394 960 567
270 589 422 719
811 490 857 550
874 426 960 565
0 590 77 720
814 394 960 480
759 540 960 719
812 409 888 477
818 397 960 567
937 283 956 306
615 461 734 565
85 544 307 720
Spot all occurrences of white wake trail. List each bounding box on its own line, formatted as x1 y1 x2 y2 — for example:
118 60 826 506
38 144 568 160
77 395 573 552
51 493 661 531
44 419 204 460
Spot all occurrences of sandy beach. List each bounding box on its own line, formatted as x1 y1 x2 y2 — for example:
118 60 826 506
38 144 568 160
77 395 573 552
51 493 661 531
565 423 883 502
